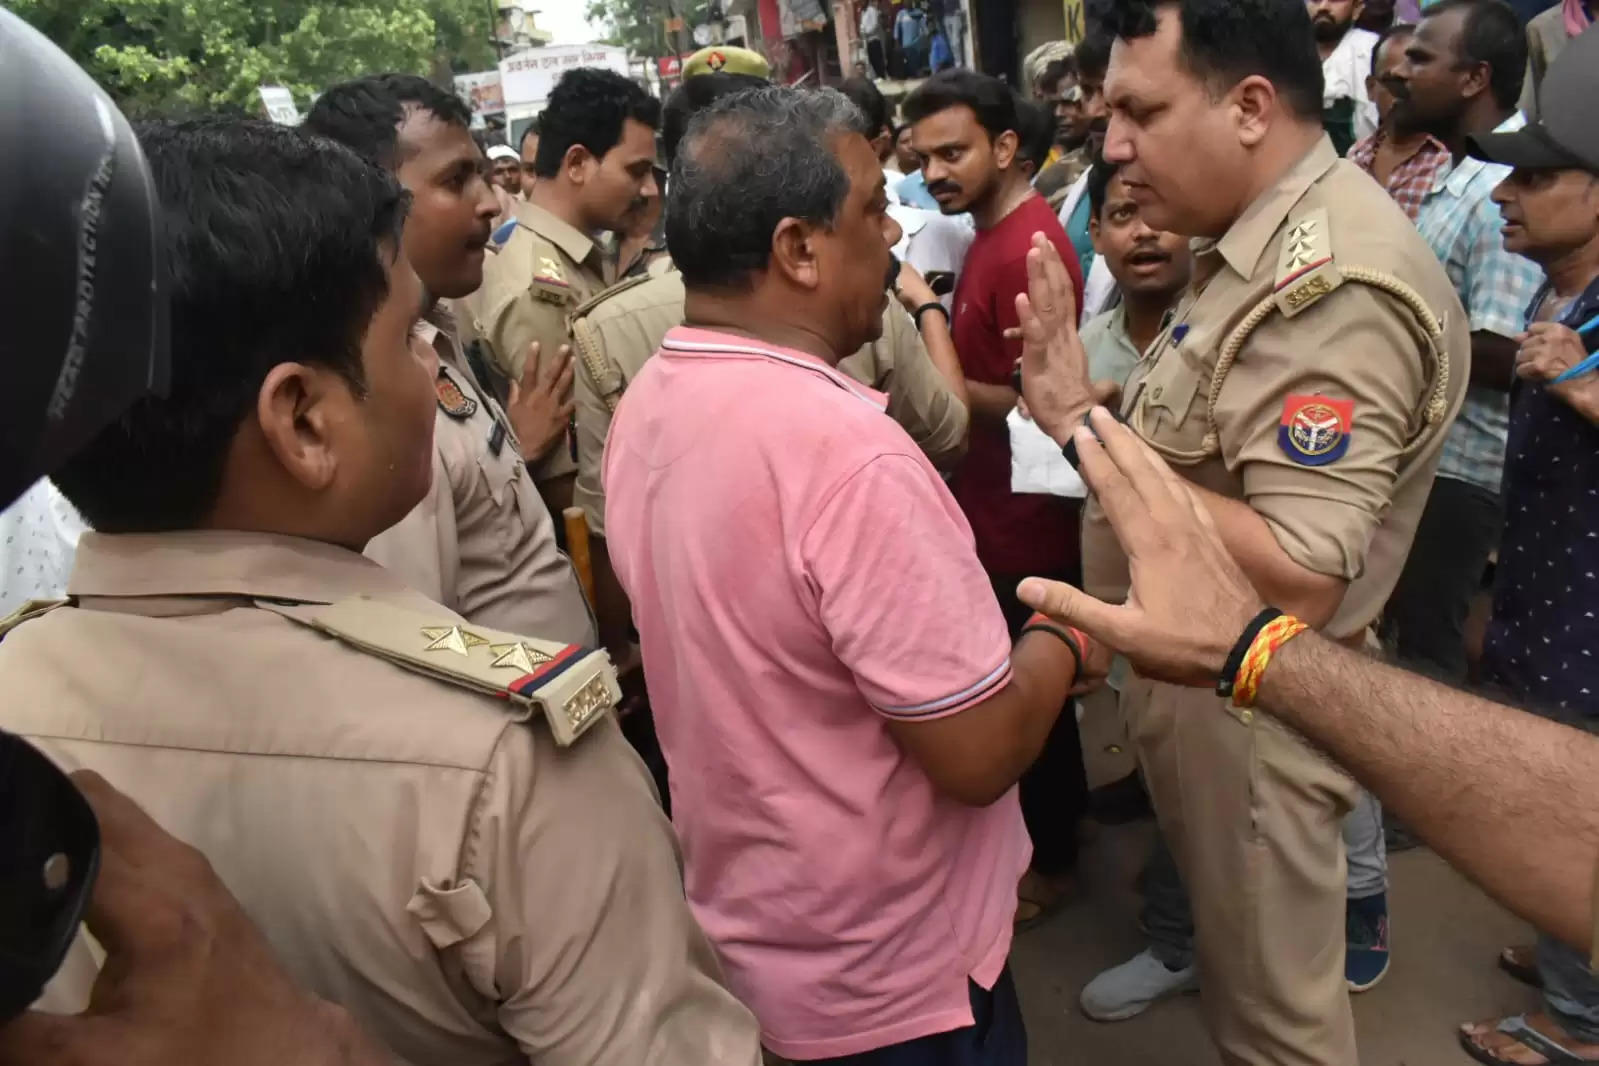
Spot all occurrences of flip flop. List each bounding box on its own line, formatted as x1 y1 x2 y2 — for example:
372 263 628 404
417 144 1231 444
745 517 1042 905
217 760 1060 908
1014 869 1073 932
1500 946 1545 990
1459 1014 1595 1065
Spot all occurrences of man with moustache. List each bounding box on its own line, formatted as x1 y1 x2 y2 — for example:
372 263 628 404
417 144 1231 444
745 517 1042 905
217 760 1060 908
904 69 1091 929
304 75 595 649
1024 1 1469 1061
604 84 1107 1062
1347 22 1453 219
1310 0 1380 154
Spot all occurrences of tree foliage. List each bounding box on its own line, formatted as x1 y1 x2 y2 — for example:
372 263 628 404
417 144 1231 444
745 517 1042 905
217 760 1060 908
13 0 501 115
584 0 711 59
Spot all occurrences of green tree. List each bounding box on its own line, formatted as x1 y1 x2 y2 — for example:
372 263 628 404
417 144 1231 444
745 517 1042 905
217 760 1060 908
584 0 710 59
12 0 499 115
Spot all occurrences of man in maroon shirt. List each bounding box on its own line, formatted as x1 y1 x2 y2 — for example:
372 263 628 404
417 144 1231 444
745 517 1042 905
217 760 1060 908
905 69 1089 925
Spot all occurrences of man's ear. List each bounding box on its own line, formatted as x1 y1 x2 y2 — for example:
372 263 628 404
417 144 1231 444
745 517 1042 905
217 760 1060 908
1231 74 1277 149
1089 211 1104 254
255 362 346 493
1458 60 1492 103
993 128 1020 171
770 216 822 290
562 143 596 185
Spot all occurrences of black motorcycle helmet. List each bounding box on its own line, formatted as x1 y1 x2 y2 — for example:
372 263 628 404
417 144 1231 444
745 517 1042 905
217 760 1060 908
0 8 169 1021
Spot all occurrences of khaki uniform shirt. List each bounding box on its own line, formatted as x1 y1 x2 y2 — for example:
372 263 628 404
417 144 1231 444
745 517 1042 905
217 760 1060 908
473 200 611 485
365 308 595 647
1082 138 1470 641
568 267 970 535
2 531 761 1066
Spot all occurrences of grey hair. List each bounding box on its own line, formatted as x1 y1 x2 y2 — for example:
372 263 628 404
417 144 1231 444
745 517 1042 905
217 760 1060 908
664 85 872 291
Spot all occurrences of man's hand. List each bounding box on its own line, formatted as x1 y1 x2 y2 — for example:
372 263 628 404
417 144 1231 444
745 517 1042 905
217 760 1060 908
893 259 939 315
506 341 575 461
0 772 391 1066
1016 408 1263 688
1015 232 1096 446
1516 323 1599 422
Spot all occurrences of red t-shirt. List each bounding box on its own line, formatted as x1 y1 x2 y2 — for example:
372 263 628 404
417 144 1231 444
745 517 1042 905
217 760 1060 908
948 193 1085 577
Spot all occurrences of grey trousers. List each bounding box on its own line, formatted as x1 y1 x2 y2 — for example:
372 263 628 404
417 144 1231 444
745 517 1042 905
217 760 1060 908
1142 789 1388 970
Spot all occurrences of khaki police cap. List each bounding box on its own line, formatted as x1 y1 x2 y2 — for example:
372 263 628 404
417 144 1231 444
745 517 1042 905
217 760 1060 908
681 45 770 80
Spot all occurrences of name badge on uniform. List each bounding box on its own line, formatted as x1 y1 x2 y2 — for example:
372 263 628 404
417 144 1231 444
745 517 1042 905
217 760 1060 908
1278 394 1353 466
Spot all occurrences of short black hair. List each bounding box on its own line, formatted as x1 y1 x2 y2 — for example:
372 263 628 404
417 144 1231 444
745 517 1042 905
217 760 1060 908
534 67 662 179
1075 29 1113 83
666 86 870 291
1088 0 1324 120
1014 98 1056 172
839 75 893 138
1087 153 1120 216
903 68 1018 141
1422 0 1527 110
1372 22 1416 74
52 120 408 533
661 72 768 167
303 73 471 170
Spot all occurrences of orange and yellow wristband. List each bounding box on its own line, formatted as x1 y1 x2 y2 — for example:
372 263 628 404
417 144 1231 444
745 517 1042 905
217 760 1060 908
1216 608 1308 708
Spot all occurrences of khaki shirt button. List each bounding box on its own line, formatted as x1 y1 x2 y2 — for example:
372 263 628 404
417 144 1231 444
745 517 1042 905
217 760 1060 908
1238 709 1254 724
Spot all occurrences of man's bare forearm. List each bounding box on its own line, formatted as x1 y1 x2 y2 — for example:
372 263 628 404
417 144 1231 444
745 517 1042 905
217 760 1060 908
916 313 971 414
967 381 1020 424
1258 633 1599 954
1187 484 1346 627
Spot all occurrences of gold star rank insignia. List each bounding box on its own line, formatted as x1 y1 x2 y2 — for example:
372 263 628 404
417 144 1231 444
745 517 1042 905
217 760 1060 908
488 641 553 673
420 625 489 656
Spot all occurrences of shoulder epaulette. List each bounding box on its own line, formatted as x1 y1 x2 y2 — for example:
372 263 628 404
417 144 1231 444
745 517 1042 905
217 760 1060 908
257 596 618 747
1272 207 1344 318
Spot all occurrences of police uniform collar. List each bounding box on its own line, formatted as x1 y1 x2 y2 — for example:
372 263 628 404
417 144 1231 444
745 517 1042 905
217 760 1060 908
513 200 596 265
1214 135 1339 282
68 530 418 607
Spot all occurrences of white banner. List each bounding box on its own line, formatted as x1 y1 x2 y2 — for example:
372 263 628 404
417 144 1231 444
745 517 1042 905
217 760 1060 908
258 86 299 125
498 44 631 108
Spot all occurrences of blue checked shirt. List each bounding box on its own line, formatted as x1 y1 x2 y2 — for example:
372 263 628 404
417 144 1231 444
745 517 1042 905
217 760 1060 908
1413 113 1544 495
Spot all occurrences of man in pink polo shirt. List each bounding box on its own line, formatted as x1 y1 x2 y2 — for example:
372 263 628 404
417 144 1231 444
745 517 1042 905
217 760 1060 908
604 85 1107 1064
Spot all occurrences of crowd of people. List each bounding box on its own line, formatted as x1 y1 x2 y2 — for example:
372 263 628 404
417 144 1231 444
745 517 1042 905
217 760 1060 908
3 0 1599 1064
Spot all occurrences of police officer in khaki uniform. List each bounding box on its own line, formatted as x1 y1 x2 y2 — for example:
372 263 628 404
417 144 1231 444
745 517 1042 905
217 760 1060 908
474 66 662 516
568 69 972 654
1 118 760 1066
1013 4 1468 1064
305 76 594 647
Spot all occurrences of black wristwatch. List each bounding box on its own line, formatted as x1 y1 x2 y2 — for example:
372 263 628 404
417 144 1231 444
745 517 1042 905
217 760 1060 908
1061 407 1129 470
912 301 948 332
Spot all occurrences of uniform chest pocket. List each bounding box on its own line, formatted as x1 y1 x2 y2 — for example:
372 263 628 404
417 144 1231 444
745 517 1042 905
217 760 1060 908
475 437 524 511
1129 339 1214 461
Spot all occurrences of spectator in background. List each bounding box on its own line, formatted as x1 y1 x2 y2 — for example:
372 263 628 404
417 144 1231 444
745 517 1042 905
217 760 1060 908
895 3 929 78
930 0 967 67
894 122 921 174
859 0 888 78
1013 98 1058 185
1311 0 1381 154
1348 23 1453 219
840 75 904 202
1358 0 1402 30
904 69 1089 930
486 143 519 192
1460 33 1599 1063
1520 1 1594 118
1382 0 1543 683
1055 31 1119 322
1033 56 1090 202
517 114 540 197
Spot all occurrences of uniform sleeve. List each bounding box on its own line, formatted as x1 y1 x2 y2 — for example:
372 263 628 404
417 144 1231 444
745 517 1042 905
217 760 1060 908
484 288 579 483
572 346 614 536
363 445 458 607
460 719 762 1066
1459 193 1545 339
800 454 1012 720
1215 282 1431 581
876 305 970 469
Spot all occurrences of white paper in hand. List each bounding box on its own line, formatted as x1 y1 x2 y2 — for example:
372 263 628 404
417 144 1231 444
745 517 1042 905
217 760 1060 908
1008 408 1086 498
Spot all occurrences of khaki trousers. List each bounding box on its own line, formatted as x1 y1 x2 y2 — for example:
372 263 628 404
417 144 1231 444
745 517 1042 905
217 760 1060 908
1124 677 1360 1066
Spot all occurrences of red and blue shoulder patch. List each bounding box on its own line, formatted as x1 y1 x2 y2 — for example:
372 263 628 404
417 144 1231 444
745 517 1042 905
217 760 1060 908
1278 394 1353 466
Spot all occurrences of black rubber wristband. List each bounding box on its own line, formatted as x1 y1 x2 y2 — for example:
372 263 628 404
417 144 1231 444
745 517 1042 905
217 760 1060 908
1022 621 1083 677
1061 407 1128 470
1216 607 1285 699
913 302 949 331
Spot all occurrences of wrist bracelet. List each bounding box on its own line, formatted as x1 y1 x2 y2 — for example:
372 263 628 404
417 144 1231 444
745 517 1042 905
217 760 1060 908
913 301 949 331
1217 608 1308 708
1021 611 1084 677
1061 407 1128 469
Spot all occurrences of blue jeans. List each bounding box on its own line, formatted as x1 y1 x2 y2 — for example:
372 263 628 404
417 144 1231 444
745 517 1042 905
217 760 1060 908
800 967 1026 1065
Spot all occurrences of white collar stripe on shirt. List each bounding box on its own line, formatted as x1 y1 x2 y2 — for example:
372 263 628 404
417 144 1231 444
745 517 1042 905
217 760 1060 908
659 334 888 411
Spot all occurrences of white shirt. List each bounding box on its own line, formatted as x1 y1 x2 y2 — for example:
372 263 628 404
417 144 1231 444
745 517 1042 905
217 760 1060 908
1056 171 1118 324
1322 28 1380 143
0 479 89 614
888 204 975 310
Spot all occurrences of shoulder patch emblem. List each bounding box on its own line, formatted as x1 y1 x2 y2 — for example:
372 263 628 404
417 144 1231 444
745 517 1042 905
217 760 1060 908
1278 394 1353 466
435 371 478 419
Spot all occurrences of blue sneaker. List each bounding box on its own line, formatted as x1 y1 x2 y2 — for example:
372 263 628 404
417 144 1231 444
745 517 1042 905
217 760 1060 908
1346 893 1390 992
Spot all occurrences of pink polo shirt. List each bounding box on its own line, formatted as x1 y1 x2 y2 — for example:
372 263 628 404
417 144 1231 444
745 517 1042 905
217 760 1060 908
603 325 1029 1059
